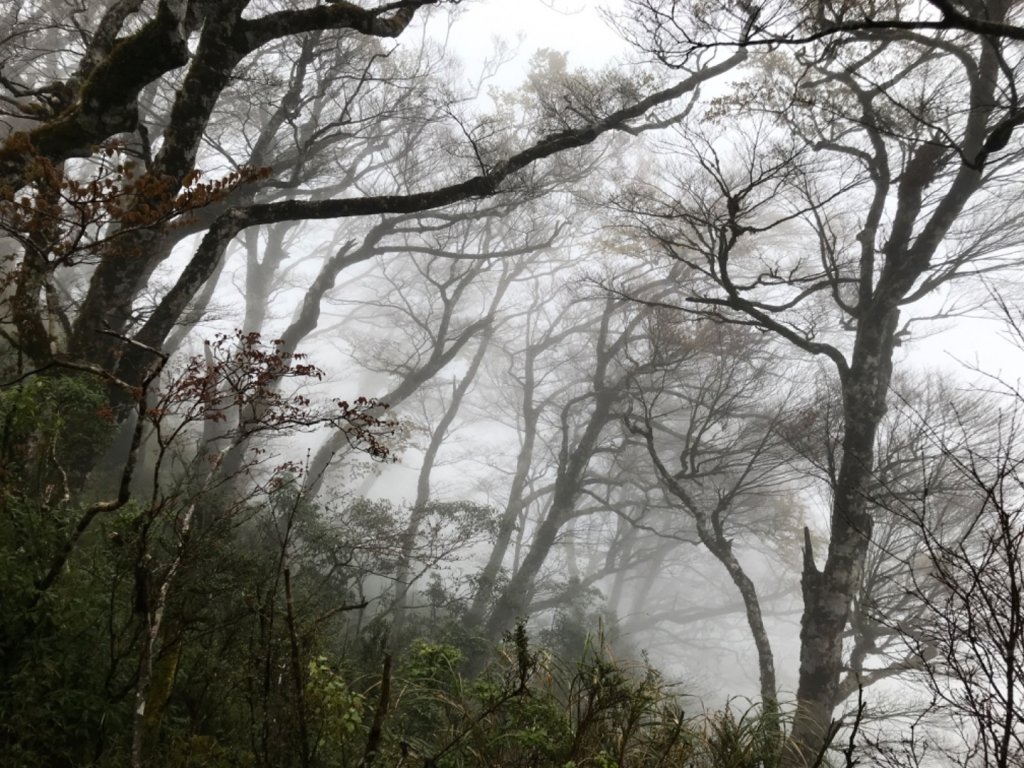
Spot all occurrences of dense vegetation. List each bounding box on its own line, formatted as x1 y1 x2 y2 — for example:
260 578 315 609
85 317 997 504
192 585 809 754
0 367 786 767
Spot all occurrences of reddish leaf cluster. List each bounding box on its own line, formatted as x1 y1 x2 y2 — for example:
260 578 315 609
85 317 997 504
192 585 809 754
151 331 397 461
335 396 395 461
0 138 269 268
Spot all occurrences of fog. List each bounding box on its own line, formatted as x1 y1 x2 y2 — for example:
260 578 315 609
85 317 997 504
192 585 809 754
3 2 1024 766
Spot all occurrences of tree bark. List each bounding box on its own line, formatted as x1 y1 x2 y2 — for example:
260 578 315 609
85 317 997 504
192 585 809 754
787 309 899 764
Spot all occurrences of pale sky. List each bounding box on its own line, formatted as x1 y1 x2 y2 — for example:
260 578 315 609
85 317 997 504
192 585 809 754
430 2 1024 383
443 0 628 85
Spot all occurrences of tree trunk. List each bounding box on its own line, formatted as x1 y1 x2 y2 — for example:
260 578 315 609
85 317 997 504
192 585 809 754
724 551 778 712
465 348 541 627
483 500 568 639
391 327 494 645
484 381 619 639
787 311 898 765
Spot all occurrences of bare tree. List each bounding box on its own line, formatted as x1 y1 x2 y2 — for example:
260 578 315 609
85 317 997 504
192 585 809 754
480 289 643 639
299 207 559 499
613 2 1024 757
0 0 745 416
625 318 802 713
854 383 1024 768
464 258 590 627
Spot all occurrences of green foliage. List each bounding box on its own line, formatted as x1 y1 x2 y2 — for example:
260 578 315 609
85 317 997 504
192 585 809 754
374 624 745 768
559 631 683 768
0 373 116 495
306 655 365 764
688 703 785 768
0 494 136 766
0 370 786 768
0 375 137 765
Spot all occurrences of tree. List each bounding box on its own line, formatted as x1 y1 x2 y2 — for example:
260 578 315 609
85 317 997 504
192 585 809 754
300 204 560 499
1 0 744 423
463 258 592 629
625 317 803 714
0 328 394 765
847 382 1022 768
480 289 644 639
356 251 529 643
616 0 1024 760
903 415 1024 768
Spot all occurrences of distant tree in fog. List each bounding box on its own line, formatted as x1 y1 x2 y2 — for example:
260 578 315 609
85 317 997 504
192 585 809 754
625 317 802 713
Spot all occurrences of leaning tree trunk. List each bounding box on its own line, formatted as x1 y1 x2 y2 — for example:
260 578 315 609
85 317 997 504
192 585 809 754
705 528 779 714
465 394 539 627
643 431 781 715
390 326 495 645
483 387 618 640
